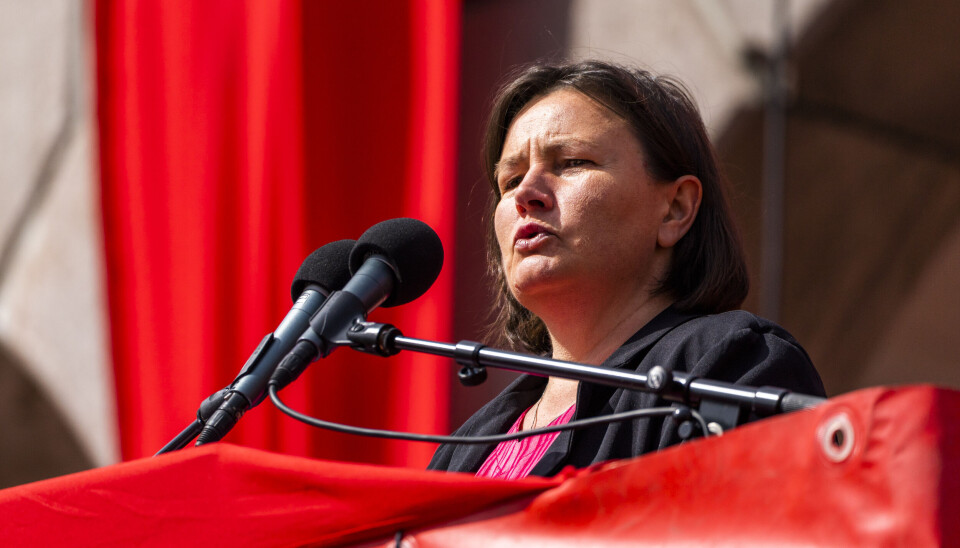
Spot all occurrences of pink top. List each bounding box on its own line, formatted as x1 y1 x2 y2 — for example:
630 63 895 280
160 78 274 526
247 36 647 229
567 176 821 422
476 404 576 480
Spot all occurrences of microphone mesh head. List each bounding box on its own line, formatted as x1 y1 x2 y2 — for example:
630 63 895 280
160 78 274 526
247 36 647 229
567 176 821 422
290 239 356 301
349 218 444 307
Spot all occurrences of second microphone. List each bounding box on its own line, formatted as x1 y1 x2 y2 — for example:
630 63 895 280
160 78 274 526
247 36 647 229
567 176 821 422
270 218 444 391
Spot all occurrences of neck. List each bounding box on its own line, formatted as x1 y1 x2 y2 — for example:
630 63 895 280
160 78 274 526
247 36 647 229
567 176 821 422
545 291 673 365
516 249 674 365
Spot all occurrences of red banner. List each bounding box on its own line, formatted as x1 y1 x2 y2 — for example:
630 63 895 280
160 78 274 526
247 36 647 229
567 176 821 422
95 0 460 464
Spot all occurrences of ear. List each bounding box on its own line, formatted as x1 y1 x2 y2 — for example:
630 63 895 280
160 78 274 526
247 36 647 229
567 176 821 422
657 175 702 248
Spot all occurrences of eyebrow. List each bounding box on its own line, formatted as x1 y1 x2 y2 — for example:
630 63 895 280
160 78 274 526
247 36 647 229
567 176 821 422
494 138 594 181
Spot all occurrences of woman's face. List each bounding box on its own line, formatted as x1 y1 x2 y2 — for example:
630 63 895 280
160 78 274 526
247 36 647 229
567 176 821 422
493 88 675 310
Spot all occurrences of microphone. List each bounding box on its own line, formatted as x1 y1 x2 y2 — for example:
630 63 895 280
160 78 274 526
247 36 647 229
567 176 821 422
269 218 444 390
289 240 357 302
194 239 354 446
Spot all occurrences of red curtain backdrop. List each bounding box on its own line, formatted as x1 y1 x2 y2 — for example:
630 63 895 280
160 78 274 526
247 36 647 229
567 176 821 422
95 0 460 466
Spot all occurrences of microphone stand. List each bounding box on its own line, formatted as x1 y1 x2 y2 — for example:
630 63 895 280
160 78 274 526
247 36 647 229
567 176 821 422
347 321 826 436
155 387 230 455
157 331 277 455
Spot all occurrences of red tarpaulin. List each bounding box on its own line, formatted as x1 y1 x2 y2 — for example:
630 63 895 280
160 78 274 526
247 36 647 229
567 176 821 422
2 386 958 546
95 0 460 464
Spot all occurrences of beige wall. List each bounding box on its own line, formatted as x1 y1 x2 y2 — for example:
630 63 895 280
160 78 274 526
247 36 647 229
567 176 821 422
0 0 116 485
566 0 832 136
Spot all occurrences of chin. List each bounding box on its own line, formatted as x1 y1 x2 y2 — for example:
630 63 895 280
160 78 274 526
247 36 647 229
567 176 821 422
508 272 569 306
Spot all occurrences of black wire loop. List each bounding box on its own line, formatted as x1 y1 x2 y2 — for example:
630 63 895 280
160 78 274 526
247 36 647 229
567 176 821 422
268 384 711 445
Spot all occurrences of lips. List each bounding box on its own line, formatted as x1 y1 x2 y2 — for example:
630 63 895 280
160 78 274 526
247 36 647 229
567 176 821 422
513 223 555 251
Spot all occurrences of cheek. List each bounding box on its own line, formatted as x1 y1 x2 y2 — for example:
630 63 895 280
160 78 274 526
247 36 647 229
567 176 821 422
560 187 607 243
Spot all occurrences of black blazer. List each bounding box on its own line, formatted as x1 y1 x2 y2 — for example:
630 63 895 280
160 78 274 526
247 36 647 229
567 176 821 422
428 307 826 477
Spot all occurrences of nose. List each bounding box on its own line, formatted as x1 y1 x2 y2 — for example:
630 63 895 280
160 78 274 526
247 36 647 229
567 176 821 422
513 168 554 215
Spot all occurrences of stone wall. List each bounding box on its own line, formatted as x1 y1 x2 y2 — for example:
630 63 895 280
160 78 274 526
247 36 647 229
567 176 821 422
0 0 116 487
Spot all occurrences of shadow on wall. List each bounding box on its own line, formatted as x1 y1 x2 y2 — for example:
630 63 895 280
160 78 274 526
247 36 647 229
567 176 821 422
0 344 92 488
718 0 960 395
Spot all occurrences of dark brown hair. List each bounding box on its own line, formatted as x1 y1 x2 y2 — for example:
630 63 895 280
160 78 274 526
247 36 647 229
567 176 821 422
483 60 749 355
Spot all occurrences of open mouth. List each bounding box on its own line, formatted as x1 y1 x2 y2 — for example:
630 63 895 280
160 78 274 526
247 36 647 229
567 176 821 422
514 223 553 249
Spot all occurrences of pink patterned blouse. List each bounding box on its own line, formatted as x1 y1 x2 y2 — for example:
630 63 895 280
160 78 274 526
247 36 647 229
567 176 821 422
475 404 576 480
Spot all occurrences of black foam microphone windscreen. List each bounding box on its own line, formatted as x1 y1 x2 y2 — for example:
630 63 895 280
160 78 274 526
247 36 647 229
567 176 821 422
348 218 444 307
290 239 356 301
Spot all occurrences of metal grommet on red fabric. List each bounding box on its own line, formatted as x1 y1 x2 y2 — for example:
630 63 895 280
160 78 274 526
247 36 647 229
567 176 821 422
818 411 855 463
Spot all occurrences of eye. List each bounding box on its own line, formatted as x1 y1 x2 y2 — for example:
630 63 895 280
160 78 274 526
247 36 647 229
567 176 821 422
499 175 522 193
564 158 592 168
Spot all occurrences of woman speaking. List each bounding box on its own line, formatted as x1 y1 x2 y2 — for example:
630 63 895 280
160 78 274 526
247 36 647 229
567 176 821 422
429 60 825 479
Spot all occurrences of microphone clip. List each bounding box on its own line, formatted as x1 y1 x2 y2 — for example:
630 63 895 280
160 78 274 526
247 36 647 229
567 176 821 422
346 321 402 357
453 340 487 386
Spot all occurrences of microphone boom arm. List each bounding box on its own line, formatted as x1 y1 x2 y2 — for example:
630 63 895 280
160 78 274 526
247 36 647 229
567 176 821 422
347 321 826 434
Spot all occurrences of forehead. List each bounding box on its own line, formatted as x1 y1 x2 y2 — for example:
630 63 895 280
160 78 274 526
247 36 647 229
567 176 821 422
502 89 627 152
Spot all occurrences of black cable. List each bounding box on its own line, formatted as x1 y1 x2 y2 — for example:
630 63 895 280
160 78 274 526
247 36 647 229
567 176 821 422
692 409 710 438
268 384 712 445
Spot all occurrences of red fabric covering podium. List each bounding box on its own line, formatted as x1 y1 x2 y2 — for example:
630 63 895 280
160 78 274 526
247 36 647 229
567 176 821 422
2 385 958 546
